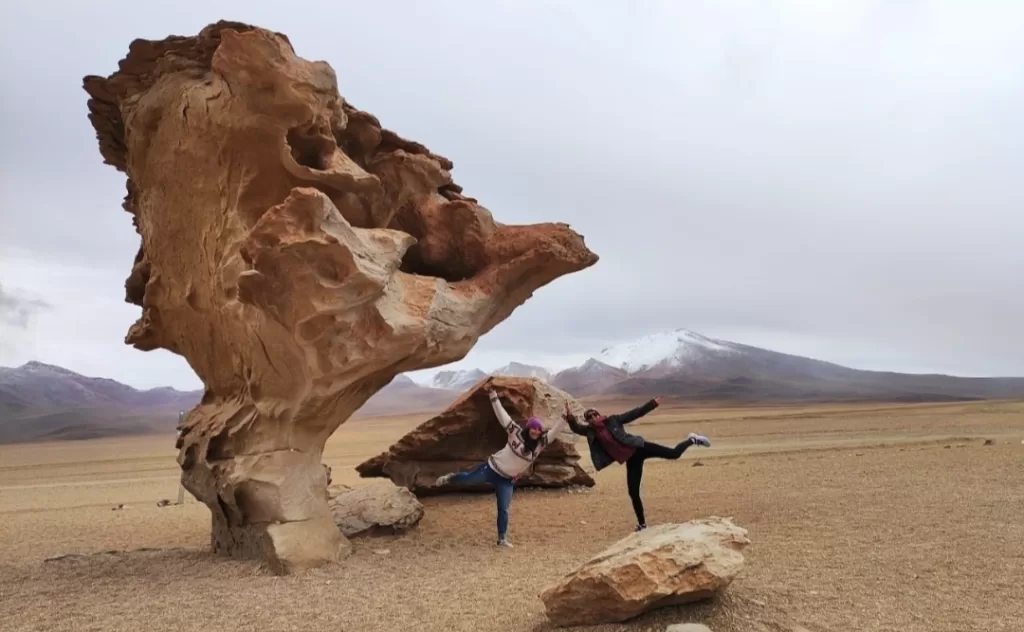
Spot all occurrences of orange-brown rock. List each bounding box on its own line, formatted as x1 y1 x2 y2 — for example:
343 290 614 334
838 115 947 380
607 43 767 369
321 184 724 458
540 518 750 626
357 377 595 493
82 21 597 574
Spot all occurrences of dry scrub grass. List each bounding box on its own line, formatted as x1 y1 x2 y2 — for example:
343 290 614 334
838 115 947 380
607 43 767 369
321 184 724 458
2 400 1023 632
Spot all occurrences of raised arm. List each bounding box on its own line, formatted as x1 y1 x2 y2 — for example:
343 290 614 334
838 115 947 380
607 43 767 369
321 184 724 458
544 413 570 444
609 397 662 425
562 402 589 436
488 388 518 434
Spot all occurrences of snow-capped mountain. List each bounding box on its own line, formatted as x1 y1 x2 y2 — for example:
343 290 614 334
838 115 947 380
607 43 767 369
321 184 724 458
596 329 738 377
549 328 1024 401
431 369 488 391
492 362 551 381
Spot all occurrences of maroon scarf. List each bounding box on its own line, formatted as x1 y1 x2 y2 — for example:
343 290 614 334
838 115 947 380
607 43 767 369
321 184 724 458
590 417 636 463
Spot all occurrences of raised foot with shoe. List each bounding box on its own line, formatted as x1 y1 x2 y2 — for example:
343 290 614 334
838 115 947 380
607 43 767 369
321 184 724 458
687 432 711 447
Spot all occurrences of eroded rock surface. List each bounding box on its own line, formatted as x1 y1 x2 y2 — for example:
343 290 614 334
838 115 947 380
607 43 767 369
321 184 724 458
82 21 597 574
540 517 750 626
328 483 424 537
357 377 594 494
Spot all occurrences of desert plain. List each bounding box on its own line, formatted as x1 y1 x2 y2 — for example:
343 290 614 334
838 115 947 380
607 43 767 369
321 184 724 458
1 398 1022 632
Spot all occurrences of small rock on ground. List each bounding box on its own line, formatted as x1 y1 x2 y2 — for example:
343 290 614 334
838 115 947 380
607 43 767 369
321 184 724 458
328 483 424 537
666 624 713 632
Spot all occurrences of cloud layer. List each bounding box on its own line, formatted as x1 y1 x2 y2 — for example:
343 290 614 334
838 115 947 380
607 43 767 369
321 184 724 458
1 1 1022 389
0 282 50 329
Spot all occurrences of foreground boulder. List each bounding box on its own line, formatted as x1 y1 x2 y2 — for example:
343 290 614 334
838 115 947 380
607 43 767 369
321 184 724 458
328 483 424 537
82 21 597 574
357 377 594 494
540 517 750 626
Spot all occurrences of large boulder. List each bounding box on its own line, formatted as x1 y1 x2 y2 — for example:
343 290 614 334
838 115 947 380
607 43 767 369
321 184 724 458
81 21 597 574
356 377 594 494
328 483 424 537
540 517 750 627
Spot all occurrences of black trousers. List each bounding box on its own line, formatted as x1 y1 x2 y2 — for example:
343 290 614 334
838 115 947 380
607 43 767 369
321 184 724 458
625 438 694 526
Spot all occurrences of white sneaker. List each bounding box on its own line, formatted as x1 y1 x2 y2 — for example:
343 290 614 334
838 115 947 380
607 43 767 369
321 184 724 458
435 473 454 486
688 432 711 447
496 537 514 548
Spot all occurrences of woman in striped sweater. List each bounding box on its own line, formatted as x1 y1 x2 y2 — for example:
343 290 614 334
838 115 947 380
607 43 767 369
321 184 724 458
435 384 568 548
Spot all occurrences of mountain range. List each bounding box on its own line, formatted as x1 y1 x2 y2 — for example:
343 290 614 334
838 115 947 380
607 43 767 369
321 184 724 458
416 329 1024 402
543 329 1024 401
0 361 201 443
3 328 1024 443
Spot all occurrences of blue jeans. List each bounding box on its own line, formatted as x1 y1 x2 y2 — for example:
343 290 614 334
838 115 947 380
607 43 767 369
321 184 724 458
449 462 515 539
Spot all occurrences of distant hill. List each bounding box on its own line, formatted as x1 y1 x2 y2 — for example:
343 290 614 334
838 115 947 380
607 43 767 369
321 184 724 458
355 375 456 417
0 362 202 443
548 359 627 396
0 362 454 443
0 361 201 410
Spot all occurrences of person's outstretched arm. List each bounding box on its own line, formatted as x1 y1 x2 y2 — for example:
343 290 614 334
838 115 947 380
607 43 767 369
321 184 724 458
562 402 589 435
487 388 518 434
544 412 570 444
609 397 663 425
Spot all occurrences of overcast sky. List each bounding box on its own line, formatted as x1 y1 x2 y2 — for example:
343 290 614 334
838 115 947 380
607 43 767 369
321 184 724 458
1 1 1022 390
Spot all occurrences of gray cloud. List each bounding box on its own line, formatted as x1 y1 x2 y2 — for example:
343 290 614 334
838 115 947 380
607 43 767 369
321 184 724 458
1 0 1022 388
0 282 50 329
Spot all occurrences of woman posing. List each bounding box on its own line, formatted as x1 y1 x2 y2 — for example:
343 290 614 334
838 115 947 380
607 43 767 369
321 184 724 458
435 383 568 547
564 398 710 532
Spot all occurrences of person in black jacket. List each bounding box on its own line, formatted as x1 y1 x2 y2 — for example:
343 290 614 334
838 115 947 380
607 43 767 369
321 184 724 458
564 398 710 532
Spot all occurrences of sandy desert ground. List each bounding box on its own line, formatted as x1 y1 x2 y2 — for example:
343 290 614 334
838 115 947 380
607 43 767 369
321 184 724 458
1 399 1023 632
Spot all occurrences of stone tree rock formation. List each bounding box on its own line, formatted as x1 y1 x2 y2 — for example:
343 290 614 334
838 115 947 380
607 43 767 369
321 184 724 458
81 21 597 574
540 517 750 626
357 377 595 494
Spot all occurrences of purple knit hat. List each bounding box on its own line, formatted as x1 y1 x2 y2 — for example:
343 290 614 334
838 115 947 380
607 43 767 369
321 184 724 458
524 417 544 431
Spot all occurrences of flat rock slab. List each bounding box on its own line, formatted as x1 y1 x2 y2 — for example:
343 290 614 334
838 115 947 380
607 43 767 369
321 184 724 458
540 517 750 627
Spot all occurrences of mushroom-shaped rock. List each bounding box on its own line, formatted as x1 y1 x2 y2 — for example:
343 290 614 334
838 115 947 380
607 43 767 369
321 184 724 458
357 377 594 494
540 518 750 626
82 21 597 574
